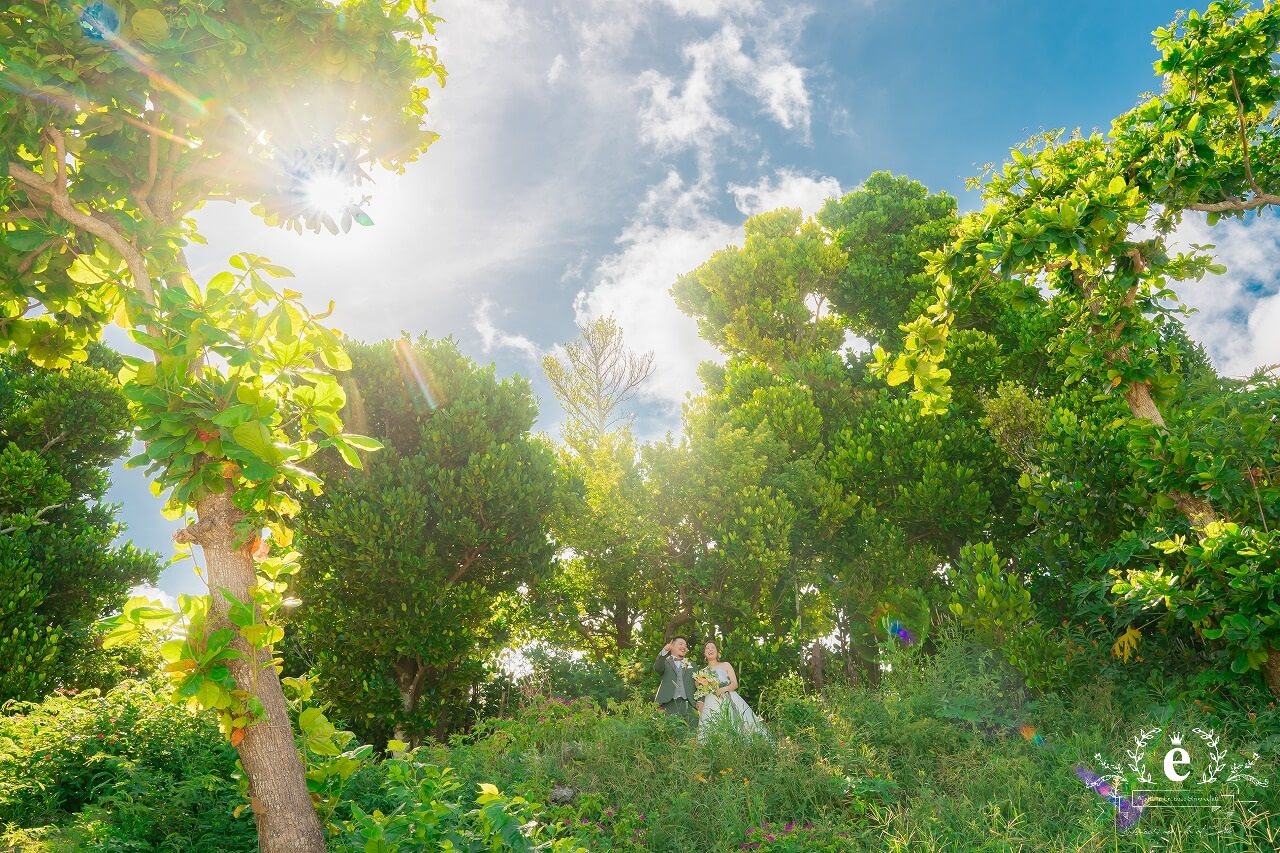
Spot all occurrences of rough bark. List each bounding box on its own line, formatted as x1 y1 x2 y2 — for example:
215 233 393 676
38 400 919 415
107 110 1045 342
1263 649 1280 700
807 640 825 692
612 594 633 651
393 658 426 747
664 592 693 639
1122 380 1221 529
181 488 326 852
1078 267 1221 531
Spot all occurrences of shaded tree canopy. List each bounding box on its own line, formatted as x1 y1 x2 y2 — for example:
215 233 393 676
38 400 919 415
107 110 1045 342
0 347 160 701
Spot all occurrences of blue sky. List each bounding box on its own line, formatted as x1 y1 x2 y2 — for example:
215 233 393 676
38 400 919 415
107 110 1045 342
109 0 1280 600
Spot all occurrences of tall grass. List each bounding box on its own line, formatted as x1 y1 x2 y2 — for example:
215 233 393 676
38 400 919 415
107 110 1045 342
433 633 1280 852
6 633 1278 850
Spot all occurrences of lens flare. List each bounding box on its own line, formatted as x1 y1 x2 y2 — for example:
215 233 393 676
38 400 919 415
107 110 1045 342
1074 764 1147 830
393 338 440 411
80 2 121 40
887 619 916 647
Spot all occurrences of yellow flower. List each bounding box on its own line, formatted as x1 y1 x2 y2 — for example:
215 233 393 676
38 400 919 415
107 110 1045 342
695 773 707 783
742 778 750 785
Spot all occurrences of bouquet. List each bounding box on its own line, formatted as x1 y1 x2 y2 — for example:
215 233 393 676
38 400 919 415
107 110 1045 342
693 668 720 701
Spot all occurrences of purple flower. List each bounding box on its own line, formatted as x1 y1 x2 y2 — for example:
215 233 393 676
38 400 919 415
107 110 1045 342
784 823 795 832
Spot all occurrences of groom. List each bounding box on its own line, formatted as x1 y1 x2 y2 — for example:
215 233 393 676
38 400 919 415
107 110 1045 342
654 636 701 723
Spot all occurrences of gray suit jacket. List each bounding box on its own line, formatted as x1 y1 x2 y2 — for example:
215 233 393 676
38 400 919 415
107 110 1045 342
654 650 697 705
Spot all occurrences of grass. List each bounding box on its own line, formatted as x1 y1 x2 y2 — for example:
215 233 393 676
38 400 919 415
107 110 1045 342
5 633 1280 851
430 635 1280 852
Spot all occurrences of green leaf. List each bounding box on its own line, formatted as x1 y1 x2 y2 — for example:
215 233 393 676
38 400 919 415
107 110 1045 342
339 434 383 452
231 421 281 465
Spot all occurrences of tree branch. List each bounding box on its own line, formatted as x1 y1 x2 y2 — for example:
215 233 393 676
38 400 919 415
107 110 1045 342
1228 69 1261 197
1187 193 1280 213
448 548 482 584
16 237 63 275
0 503 63 536
8 159 156 307
154 130 184 223
136 131 160 219
0 207 47 225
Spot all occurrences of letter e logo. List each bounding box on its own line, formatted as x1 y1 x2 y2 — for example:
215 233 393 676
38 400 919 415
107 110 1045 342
1163 746 1191 782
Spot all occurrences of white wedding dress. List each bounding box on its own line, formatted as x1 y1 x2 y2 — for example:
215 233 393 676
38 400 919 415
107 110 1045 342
698 666 769 741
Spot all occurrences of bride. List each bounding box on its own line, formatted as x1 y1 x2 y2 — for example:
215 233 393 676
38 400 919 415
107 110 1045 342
697 641 769 740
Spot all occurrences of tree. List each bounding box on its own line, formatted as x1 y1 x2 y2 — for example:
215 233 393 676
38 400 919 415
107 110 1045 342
817 171 959 350
539 317 660 666
643 420 795 649
0 347 161 701
2 3 444 849
670 177 1030 685
543 315 654 455
885 0 1280 695
294 337 560 745
672 208 845 369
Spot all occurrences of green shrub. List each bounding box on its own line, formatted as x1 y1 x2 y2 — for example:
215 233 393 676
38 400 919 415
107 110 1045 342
0 679 255 852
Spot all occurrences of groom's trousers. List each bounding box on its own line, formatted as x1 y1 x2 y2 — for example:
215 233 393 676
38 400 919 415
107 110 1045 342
660 697 695 724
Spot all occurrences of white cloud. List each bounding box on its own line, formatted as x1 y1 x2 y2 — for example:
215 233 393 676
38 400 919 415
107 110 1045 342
569 0 653 60
547 53 568 84
473 298 544 362
128 583 179 612
574 173 731 414
636 12 813 162
662 0 761 18
574 167 844 419
729 168 841 216
1167 212 1280 378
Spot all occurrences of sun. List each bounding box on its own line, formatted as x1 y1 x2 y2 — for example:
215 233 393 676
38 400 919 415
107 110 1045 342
304 171 359 219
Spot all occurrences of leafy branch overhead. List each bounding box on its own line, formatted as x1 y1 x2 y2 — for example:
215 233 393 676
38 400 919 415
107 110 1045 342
1 1 446 850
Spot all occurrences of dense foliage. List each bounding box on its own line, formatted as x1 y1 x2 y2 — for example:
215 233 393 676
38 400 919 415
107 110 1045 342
1 0 445 847
9 634 1279 851
293 337 560 745
0 679 257 852
0 348 160 702
3 0 1280 850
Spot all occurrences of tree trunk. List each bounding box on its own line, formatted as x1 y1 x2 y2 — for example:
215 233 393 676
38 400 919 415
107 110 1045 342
664 591 693 639
184 488 326 853
807 640 825 692
613 595 633 651
393 658 426 747
1123 380 1221 528
1083 269 1220 531
1263 649 1280 699
838 621 859 688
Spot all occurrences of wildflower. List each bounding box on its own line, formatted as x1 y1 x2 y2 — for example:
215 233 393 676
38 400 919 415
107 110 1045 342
784 822 795 831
